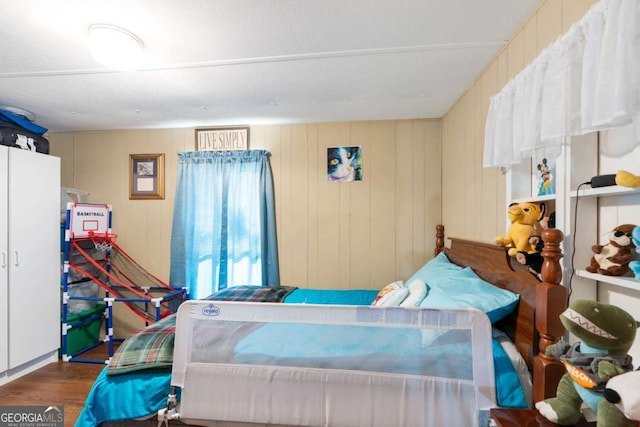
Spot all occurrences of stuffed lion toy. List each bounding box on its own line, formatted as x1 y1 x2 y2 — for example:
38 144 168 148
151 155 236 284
536 300 639 427
495 202 546 256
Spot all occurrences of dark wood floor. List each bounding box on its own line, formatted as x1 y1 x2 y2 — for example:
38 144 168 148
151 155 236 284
0 347 109 427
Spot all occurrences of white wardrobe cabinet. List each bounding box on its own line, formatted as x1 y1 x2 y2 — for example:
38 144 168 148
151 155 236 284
0 145 60 386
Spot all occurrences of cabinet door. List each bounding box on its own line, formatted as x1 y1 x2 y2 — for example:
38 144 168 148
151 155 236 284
7 149 60 368
0 147 8 373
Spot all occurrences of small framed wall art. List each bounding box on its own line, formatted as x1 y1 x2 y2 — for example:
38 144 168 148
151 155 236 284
129 153 165 200
327 146 362 182
535 157 554 196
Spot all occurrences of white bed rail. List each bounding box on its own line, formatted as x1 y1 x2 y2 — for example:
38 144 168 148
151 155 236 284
169 301 495 427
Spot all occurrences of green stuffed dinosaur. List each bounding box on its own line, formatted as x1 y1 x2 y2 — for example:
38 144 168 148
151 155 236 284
535 300 639 427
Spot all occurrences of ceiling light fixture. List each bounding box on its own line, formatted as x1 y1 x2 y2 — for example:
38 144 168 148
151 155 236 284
89 24 144 71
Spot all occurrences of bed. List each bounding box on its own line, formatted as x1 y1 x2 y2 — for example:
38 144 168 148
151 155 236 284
76 225 568 427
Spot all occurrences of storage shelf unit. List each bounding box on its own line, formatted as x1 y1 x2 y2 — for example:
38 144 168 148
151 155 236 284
571 186 640 198
507 130 640 359
575 270 640 292
569 183 640 294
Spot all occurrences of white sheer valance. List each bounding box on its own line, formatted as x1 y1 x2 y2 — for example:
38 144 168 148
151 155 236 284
484 0 640 168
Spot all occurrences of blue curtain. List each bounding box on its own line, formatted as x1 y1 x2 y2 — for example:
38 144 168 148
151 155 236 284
169 150 279 299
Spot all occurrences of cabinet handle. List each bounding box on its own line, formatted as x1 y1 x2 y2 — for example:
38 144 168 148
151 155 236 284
1 251 5 268
13 250 19 266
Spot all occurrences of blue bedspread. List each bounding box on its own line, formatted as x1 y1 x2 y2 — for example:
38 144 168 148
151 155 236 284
75 288 526 426
231 322 526 406
76 367 172 426
75 337 525 426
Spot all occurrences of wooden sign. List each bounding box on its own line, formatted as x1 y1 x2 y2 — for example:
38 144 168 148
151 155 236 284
195 126 249 152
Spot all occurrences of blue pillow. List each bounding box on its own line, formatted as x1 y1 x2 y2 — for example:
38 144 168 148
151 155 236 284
418 267 519 324
406 251 464 288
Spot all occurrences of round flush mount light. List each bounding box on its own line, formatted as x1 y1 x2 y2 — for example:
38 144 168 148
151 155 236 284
89 24 144 71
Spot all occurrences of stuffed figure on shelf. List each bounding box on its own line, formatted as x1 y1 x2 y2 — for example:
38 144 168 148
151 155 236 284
495 201 546 257
603 369 640 425
516 235 544 276
616 170 640 188
535 300 639 427
585 224 637 276
537 158 554 196
629 226 640 282
516 212 556 276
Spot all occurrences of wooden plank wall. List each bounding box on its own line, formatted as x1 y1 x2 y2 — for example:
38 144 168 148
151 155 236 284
49 0 599 336
441 0 597 243
50 120 441 335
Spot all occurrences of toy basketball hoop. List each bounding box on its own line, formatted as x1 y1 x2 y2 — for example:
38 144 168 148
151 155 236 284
68 203 112 238
88 231 118 252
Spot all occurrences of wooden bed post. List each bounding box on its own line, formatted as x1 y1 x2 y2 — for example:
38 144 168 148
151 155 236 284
434 224 445 256
533 228 567 402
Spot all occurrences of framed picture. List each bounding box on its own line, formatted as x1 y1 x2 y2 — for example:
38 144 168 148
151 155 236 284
129 153 165 200
195 126 249 151
535 157 554 196
327 146 362 182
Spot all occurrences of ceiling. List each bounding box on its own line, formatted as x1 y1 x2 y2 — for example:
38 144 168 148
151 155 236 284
0 0 541 133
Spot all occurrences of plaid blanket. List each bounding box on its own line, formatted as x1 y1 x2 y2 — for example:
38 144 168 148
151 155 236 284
203 284 297 302
107 285 297 375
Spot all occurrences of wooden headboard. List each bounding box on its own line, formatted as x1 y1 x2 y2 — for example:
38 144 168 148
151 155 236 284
434 224 567 402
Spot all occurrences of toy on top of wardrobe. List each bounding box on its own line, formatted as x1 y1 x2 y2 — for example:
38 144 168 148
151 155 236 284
585 224 637 276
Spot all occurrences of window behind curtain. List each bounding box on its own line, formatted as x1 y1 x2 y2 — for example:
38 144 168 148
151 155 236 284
169 150 279 299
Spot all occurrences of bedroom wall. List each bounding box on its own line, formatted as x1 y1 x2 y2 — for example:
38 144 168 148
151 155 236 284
49 120 442 335
440 0 640 362
48 0 597 338
440 0 597 242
